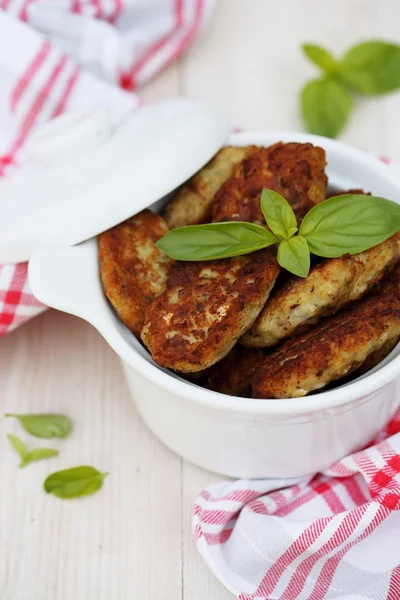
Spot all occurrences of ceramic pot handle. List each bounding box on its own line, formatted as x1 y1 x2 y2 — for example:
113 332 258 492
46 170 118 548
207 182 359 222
29 240 146 368
28 241 104 328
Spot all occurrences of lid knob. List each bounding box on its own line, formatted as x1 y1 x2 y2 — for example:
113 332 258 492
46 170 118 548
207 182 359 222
25 106 112 167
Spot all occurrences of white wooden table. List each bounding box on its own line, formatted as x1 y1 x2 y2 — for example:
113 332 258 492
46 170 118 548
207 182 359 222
2 2 400 598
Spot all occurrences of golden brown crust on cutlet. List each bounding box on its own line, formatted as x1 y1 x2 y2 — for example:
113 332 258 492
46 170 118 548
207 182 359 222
352 337 399 377
98 210 173 337
242 233 400 348
211 142 327 224
141 250 280 372
163 146 258 229
323 336 400 392
252 264 400 399
195 345 265 396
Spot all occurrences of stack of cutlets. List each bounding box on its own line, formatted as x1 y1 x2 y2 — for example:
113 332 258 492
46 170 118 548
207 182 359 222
98 142 400 398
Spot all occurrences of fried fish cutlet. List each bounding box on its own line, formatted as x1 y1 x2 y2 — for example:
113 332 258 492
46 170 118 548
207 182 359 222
252 264 400 399
316 336 400 393
163 145 258 229
211 142 327 224
98 210 173 337
242 233 400 348
193 344 265 396
141 250 280 372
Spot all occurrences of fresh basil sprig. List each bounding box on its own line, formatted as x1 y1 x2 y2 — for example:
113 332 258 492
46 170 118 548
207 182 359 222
5 413 72 438
7 433 59 468
44 466 108 499
156 190 400 278
301 40 400 138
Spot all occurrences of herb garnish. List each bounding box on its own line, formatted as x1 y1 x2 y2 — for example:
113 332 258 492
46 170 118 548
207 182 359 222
5 413 72 438
44 466 108 499
156 190 400 278
7 433 59 468
6 412 107 500
301 40 400 137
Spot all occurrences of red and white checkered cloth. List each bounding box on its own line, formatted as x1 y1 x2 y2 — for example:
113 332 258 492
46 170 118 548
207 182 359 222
194 408 400 600
0 0 213 336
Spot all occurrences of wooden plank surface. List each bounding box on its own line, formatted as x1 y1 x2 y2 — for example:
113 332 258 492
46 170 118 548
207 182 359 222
2 2 400 598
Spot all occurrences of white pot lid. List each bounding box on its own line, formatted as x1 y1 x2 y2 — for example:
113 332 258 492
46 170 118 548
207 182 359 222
0 99 229 264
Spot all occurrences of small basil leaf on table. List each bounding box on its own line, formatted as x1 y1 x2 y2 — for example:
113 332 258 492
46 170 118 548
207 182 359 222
277 236 310 278
339 41 400 95
20 448 59 469
156 222 278 261
7 433 59 468
301 78 352 139
302 44 338 75
5 413 72 438
299 194 400 258
261 189 298 239
7 434 28 463
44 466 108 499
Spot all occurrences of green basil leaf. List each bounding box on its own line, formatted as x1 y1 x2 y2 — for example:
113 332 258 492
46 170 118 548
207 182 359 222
5 413 72 438
340 41 400 95
302 44 338 75
277 236 310 278
301 78 352 138
7 433 28 463
20 448 59 469
7 433 58 468
299 194 400 258
156 222 278 261
260 189 298 239
44 466 108 499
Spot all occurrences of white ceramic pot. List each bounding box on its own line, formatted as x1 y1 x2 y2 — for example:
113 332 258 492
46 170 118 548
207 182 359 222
29 131 400 479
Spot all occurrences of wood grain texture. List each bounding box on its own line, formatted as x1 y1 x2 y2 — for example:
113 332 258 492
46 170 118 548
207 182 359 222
2 2 400 598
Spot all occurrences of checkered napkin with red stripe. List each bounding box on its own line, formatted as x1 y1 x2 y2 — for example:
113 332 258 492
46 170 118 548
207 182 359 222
193 409 400 600
0 0 212 336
